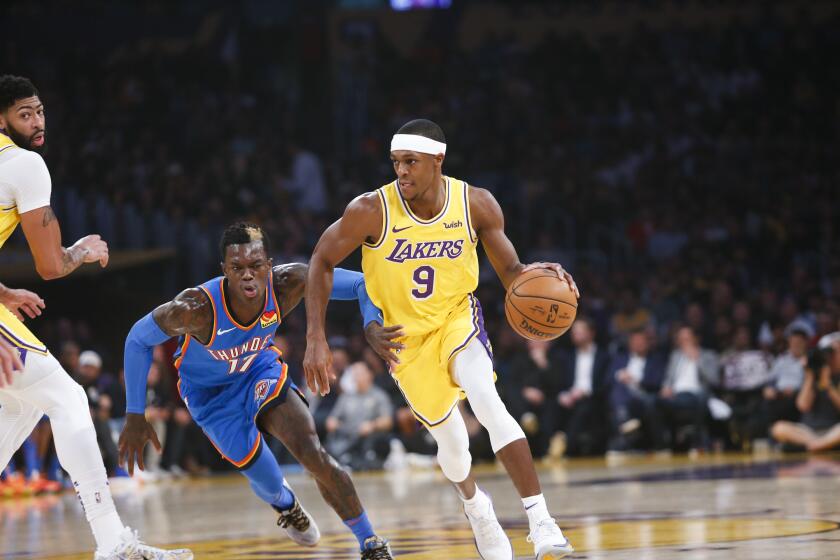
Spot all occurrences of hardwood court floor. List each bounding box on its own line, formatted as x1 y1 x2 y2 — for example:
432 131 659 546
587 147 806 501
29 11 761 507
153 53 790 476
3 452 840 559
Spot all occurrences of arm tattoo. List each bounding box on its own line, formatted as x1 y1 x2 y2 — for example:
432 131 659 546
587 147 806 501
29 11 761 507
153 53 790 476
59 245 88 276
41 207 57 227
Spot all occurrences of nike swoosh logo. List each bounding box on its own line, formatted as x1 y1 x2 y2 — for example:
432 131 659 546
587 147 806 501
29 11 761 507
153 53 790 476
217 327 237 336
392 225 412 233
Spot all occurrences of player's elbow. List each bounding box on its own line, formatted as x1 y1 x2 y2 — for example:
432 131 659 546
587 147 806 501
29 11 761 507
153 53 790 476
35 263 62 280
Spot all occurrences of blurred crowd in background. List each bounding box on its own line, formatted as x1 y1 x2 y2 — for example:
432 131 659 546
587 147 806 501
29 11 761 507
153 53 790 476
2 0 840 495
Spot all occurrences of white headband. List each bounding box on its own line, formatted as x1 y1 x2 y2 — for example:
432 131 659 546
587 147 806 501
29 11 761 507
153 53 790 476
390 133 446 155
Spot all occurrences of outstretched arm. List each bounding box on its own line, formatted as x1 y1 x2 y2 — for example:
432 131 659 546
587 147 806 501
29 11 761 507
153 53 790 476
470 186 579 296
275 262 402 370
304 192 383 396
119 288 212 475
273 262 377 318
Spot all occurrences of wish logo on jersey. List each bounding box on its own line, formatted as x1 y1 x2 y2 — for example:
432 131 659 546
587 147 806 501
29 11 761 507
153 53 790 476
254 378 278 405
385 238 465 263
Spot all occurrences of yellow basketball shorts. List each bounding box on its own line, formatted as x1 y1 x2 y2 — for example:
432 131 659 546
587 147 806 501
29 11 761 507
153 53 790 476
0 305 47 356
391 294 494 427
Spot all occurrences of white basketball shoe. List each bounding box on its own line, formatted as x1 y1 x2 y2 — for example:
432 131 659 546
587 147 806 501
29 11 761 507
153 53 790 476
464 490 513 560
528 518 574 559
94 527 193 559
274 495 321 547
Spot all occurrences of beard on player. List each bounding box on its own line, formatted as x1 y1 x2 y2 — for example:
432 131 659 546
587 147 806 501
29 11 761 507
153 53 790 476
5 120 47 155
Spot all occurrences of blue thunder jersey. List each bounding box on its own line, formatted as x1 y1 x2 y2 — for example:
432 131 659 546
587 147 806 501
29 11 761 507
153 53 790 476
174 274 283 389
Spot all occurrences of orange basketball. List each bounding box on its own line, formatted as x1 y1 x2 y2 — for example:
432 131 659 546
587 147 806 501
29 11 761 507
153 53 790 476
505 269 578 340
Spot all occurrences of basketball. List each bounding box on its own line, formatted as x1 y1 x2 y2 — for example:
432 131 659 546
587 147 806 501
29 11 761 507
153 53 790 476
505 269 577 340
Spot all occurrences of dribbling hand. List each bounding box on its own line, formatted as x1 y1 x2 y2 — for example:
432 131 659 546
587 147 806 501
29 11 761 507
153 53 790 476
303 336 333 396
118 413 162 477
522 262 580 298
0 338 24 388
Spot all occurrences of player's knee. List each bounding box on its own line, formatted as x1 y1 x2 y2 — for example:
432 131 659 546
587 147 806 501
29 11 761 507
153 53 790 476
430 416 472 482
437 446 472 483
43 374 92 429
770 422 787 441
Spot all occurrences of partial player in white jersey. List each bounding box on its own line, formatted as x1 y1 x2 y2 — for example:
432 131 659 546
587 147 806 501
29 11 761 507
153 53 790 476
0 75 192 560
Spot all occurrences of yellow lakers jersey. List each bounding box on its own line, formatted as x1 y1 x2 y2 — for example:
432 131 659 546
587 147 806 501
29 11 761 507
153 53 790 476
361 177 479 337
0 133 47 353
0 134 21 248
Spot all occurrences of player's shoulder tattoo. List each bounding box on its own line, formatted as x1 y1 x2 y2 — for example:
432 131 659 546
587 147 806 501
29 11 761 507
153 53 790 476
41 207 57 227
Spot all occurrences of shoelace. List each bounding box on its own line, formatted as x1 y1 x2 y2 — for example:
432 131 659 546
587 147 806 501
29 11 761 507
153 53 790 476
122 529 153 560
526 518 564 544
361 539 391 559
277 502 310 531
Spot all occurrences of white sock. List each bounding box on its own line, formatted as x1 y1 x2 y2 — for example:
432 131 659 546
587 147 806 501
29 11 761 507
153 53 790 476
74 469 125 554
460 485 488 515
522 494 551 532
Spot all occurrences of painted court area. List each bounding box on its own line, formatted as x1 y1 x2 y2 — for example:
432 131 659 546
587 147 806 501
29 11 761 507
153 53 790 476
3 453 840 559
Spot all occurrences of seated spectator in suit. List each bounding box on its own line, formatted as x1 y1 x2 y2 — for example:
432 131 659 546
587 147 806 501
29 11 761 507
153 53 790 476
771 333 840 453
608 329 666 451
764 325 809 424
554 318 612 456
511 338 564 457
659 326 719 450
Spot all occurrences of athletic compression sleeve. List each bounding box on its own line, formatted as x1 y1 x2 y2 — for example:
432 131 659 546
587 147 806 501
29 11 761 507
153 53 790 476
124 313 170 414
330 268 383 328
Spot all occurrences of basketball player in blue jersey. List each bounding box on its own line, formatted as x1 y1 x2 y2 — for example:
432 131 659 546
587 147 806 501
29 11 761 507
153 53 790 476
120 223 396 560
305 119 578 559
1 75 192 560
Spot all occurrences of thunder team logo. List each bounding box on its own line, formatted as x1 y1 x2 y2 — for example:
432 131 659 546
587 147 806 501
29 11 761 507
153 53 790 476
259 310 278 328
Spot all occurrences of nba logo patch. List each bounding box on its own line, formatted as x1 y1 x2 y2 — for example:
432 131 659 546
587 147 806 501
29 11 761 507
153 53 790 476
260 310 278 328
254 379 277 404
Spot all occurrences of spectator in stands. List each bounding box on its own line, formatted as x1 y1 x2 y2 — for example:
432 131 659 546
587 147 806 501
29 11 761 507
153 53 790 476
720 326 773 447
311 346 349 441
610 289 652 346
73 350 120 474
141 361 173 476
281 141 327 215
509 338 563 457
608 329 666 451
326 362 393 470
659 326 719 450
764 325 810 424
554 318 611 456
771 333 840 452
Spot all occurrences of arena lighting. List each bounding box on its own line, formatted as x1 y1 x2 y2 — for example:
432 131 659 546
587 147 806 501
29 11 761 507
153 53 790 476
391 0 452 11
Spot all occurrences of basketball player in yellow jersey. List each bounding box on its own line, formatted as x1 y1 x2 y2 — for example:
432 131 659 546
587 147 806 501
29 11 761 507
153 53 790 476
305 119 579 560
0 75 191 559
